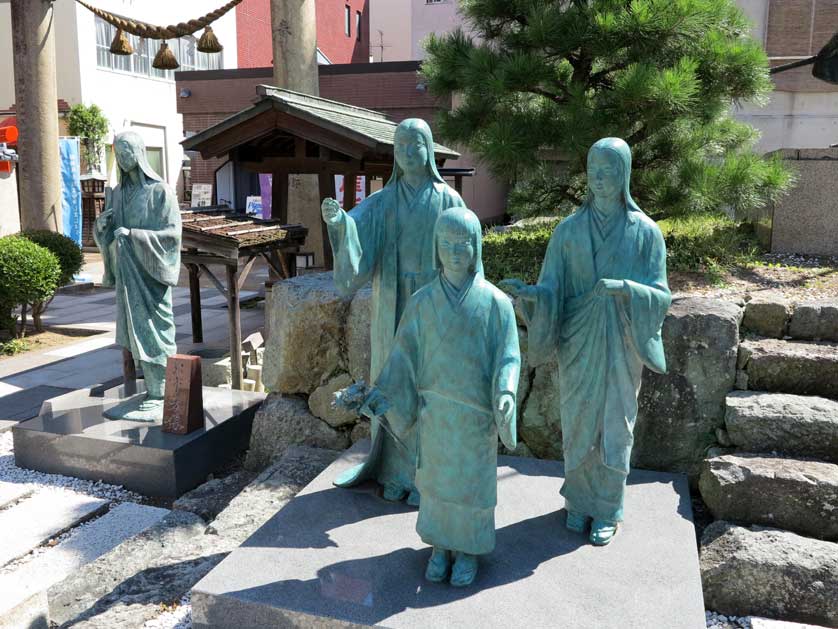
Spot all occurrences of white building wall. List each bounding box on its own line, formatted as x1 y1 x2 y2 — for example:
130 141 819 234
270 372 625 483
369 0 412 62
0 0 237 194
410 0 463 60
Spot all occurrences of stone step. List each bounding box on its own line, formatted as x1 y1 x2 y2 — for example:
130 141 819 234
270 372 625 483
701 521 838 628
725 392 838 463
0 481 33 511
0 502 169 620
751 618 834 629
738 339 838 400
699 454 838 541
0 489 109 568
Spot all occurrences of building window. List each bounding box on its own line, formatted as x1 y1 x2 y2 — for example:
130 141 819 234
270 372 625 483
345 5 351 37
426 0 445 3
356 11 362 42
95 16 222 79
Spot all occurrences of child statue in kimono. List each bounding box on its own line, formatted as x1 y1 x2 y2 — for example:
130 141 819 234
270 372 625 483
321 118 465 505
501 137 670 546
94 131 181 421
359 207 520 586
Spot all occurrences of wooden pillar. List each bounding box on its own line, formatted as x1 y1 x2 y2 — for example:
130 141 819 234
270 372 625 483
343 173 357 211
454 175 464 194
364 174 372 197
318 172 336 269
187 263 203 343
272 171 289 223
226 264 243 390
122 348 137 396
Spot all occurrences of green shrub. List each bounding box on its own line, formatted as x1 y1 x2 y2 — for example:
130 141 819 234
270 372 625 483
1 337 28 356
0 235 61 337
22 230 83 287
481 212 763 287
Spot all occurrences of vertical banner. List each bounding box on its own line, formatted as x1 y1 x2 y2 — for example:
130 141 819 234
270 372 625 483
59 137 82 245
334 175 367 209
259 173 273 219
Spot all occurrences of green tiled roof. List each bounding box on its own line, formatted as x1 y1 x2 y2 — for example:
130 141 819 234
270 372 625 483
182 85 459 160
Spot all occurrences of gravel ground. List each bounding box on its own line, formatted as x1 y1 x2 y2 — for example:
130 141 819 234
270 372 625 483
143 594 192 629
707 611 752 628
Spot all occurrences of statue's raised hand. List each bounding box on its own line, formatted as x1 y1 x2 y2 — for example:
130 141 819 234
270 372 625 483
360 387 390 420
495 393 516 450
321 197 342 224
593 278 626 298
114 226 130 238
499 278 539 302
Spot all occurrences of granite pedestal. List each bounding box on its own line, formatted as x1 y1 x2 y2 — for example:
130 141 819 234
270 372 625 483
12 384 265 497
191 443 705 629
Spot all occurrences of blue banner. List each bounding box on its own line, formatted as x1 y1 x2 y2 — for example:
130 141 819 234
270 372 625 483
59 137 82 245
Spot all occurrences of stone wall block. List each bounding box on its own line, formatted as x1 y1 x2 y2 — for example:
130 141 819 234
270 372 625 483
789 300 838 342
740 339 838 400
700 521 838 627
262 273 351 395
519 356 563 460
633 298 742 476
308 373 358 428
345 287 373 384
742 294 791 338
699 454 838 540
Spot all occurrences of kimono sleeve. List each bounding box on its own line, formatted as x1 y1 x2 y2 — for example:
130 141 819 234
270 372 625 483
621 223 671 374
129 183 182 287
521 224 565 367
493 294 521 402
326 191 385 296
374 294 422 436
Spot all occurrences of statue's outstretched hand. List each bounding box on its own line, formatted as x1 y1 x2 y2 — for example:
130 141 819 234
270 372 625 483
495 393 516 451
321 197 342 223
360 387 390 419
114 226 130 238
499 279 538 302
593 278 626 297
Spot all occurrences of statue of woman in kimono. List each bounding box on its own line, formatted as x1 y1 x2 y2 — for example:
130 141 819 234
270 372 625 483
94 131 181 421
359 207 519 586
321 118 465 504
501 137 670 546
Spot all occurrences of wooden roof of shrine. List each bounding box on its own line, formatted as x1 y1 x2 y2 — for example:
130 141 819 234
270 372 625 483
181 85 460 175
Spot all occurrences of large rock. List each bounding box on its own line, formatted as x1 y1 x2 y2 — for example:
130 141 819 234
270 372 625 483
308 373 358 428
789 301 838 342
172 470 256 523
701 521 838 627
743 294 791 338
245 393 350 471
516 327 532 414
699 454 838 540
633 297 742 476
346 287 372 384
519 355 562 460
739 339 838 400
262 272 350 395
725 392 838 463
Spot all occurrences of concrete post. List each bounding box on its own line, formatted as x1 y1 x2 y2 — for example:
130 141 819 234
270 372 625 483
10 0 63 232
270 0 328 267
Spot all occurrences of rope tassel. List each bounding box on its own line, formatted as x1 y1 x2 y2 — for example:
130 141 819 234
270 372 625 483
110 28 133 55
152 42 179 70
197 26 223 53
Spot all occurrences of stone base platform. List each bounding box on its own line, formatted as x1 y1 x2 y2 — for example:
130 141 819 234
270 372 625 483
12 384 265 497
191 443 705 629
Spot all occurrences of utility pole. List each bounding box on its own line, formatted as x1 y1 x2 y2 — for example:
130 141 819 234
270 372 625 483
10 0 62 232
374 29 392 63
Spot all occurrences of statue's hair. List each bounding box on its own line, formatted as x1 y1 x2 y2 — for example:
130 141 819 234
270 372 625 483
584 137 643 215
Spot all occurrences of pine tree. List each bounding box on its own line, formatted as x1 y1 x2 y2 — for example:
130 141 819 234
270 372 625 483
422 0 794 219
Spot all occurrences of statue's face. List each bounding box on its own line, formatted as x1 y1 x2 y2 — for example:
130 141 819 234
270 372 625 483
587 148 622 202
115 140 139 172
394 128 429 179
437 224 475 275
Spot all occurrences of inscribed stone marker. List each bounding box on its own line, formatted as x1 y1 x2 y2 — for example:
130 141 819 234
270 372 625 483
162 355 204 435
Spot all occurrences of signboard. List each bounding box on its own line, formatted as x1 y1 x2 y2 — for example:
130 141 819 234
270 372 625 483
334 175 367 209
245 196 263 216
191 183 213 207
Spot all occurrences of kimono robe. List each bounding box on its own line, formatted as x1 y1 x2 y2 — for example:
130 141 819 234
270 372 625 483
94 175 181 368
375 273 520 554
522 204 670 522
328 177 465 490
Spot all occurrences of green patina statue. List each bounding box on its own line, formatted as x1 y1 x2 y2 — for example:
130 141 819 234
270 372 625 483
94 130 181 422
321 118 465 504
501 137 671 546
358 207 519 586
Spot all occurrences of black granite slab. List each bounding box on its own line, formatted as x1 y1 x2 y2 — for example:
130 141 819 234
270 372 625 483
191 443 706 629
12 385 265 498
